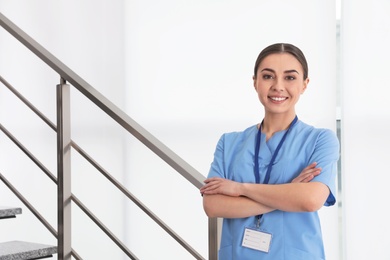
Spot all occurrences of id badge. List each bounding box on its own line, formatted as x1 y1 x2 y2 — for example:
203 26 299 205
242 227 272 253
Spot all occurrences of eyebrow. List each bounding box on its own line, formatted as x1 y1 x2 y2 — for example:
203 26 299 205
261 68 300 74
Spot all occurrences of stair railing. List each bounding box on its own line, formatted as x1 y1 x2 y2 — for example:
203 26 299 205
0 12 219 260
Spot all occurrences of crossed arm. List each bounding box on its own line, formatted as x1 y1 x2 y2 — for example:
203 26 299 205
200 162 330 218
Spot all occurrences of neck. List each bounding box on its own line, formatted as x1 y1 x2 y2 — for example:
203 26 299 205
261 113 296 140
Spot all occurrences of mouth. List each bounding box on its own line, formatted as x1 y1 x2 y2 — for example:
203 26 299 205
269 96 288 102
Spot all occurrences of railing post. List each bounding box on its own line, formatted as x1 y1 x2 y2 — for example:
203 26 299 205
208 217 221 260
57 77 72 259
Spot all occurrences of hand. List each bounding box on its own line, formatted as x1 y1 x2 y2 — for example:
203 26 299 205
292 162 321 183
200 177 242 197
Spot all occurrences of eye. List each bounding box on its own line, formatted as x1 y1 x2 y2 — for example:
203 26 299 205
262 74 274 80
285 75 296 80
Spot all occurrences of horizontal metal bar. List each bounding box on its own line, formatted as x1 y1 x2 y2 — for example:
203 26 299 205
72 141 205 260
0 75 56 131
0 123 57 184
72 194 138 260
0 172 58 238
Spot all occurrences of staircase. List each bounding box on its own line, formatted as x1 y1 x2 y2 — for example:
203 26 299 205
0 207 57 260
0 11 219 259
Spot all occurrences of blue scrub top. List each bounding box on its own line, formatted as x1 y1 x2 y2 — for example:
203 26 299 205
207 120 340 260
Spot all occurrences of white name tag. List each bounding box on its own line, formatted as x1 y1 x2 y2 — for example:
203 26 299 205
242 227 272 253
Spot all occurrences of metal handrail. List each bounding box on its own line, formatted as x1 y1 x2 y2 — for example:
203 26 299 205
0 11 218 259
0 12 206 189
1 73 205 259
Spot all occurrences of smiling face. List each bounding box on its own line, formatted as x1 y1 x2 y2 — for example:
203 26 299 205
253 53 309 117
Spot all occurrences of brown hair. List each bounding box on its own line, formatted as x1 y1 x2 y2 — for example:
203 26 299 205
253 43 308 80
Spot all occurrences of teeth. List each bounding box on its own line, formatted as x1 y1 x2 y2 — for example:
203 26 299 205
270 97 286 101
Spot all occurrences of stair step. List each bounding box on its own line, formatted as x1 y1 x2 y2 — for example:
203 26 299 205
0 207 22 219
0 241 57 260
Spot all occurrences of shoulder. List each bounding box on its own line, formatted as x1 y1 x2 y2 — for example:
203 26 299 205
215 125 258 151
209 125 258 177
221 125 258 143
294 120 340 159
295 121 338 144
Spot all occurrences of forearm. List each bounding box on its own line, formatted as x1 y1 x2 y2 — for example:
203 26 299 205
240 182 329 212
203 194 274 218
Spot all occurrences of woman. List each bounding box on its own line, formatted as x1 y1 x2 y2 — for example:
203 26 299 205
200 43 339 259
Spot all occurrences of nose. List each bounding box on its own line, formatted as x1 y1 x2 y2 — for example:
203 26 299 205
271 78 284 92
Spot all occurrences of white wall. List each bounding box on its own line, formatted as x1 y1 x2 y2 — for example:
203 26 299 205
124 0 338 259
341 1 390 259
1 0 339 259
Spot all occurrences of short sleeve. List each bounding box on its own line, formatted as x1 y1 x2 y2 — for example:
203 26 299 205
310 129 340 206
207 134 226 179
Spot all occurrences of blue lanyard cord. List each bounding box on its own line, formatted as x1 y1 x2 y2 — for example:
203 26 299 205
254 115 298 225
254 128 262 184
254 115 298 184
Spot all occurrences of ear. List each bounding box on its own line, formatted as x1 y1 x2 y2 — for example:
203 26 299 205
301 77 310 94
253 75 258 91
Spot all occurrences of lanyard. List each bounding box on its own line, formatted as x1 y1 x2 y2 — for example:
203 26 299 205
254 115 298 226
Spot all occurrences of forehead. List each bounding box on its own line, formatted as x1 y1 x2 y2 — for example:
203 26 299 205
258 53 303 72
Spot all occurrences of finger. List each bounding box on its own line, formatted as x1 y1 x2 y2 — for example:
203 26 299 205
292 176 304 183
293 171 317 183
302 174 314 182
311 168 321 176
201 186 221 195
200 181 221 192
309 162 318 167
303 168 320 178
202 180 221 188
293 174 312 183
204 177 225 184
304 166 321 175
302 162 317 172
299 169 322 182
203 177 215 184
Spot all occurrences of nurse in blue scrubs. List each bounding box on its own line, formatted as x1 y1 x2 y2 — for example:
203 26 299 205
200 43 339 260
